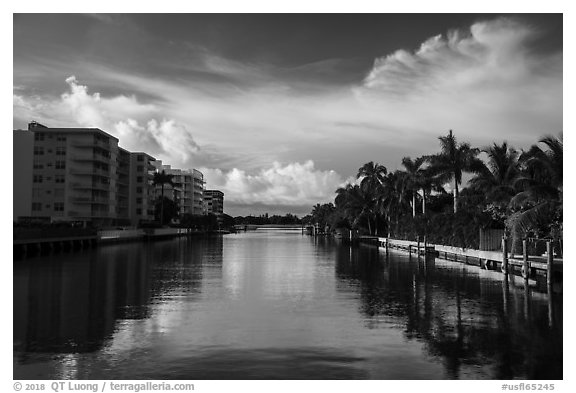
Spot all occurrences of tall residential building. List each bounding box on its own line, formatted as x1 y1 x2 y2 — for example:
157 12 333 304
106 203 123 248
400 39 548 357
13 122 159 227
13 129 34 221
18 121 120 227
152 161 205 216
129 152 156 225
116 147 131 221
204 190 224 216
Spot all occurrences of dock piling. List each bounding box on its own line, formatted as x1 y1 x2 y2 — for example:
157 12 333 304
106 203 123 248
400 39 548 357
501 237 509 275
522 239 529 280
546 241 554 287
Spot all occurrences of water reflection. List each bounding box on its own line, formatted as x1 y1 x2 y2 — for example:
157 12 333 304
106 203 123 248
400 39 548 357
334 243 562 379
13 245 148 356
14 233 561 380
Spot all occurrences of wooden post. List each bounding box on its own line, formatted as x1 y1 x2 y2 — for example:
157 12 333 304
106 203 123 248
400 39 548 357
424 235 427 255
417 236 421 256
546 241 554 287
501 237 508 275
522 239 529 280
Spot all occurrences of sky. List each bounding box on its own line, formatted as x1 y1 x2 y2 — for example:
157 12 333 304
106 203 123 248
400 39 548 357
13 13 563 216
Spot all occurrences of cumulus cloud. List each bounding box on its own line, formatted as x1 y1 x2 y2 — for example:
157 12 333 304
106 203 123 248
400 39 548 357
15 76 206 169
114 118 201 165
200 160 344 207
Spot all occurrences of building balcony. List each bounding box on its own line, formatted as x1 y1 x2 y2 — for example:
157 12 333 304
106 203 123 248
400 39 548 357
70 154 111 164
69 181 110 191
69 196 111 205
68 210 111 218
73 139 111 151
69 168 110 177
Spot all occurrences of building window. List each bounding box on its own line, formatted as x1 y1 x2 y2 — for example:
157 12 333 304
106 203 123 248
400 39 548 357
33 162 43 169
56 147 66 155
32 203 42 211
34 133 45 141
33 175 43 183
137 176 143 183
54 203 64 212
136 187 142 194
54 189 65 197
56 135 66 142
137 165 144 172
55 161 66 169
55 175 65 183
136 197 143 204
33 146 44 155
136 208 142 215
137 155 144 162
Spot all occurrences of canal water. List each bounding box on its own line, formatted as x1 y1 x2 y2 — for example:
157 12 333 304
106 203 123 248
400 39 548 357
13 230 562 380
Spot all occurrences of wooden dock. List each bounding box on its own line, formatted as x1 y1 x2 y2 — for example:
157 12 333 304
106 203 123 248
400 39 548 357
360 236 562 287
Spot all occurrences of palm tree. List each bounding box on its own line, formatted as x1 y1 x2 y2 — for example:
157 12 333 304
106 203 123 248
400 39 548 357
335 184 378 235
508 135 562 242
153 170 175 226
401 156 427 217
469 141 520 204
310 203 336 230
357 161 387 193
427 130 484 213
377 170 411 237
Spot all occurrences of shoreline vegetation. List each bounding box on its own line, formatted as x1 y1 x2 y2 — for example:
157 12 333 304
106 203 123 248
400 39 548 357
305 130 562 256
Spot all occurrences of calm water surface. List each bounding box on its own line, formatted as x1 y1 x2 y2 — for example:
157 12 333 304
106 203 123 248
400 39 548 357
14 231 562 379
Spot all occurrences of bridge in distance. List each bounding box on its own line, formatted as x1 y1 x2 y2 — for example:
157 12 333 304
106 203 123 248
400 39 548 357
233 224 305 231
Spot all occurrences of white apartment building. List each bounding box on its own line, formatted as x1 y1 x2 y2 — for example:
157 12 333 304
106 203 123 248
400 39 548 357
128 152 156 224
13 122 157 227
19 122 120 227
152 161 205 216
